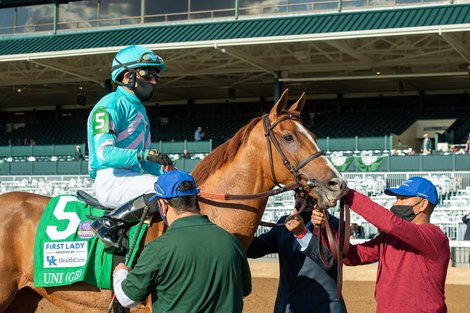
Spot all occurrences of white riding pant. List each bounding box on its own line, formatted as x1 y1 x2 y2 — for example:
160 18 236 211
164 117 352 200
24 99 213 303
93 168 157 209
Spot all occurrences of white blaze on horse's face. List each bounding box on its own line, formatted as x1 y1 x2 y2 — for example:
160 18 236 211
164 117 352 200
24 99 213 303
294 121 342 178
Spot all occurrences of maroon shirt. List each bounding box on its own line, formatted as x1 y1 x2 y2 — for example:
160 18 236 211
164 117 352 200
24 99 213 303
344 190 449 313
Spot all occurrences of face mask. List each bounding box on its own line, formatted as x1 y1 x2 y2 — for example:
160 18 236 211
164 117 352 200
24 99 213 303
390 205 416 221
390 199 423 221
134 78 155 102
158 204 168 226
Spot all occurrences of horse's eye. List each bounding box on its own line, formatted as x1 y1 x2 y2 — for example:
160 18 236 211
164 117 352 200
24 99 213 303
283 134 294 142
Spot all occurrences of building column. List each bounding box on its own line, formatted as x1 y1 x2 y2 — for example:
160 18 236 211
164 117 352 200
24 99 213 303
274 72 283 102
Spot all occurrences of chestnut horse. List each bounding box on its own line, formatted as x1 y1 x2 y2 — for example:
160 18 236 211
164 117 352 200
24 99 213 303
0 90 345 312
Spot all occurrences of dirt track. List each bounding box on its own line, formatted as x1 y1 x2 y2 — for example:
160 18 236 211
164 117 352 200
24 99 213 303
243 278 469 313
244 260 470 313
9 260 470 313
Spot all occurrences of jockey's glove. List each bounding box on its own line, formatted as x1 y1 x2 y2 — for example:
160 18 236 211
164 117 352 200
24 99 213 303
140 149 174 166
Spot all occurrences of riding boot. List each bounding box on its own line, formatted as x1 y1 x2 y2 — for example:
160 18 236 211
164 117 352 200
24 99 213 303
91 194 158 252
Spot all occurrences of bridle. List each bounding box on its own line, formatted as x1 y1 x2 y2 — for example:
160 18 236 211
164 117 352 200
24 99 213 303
262 112 324 189
263 112 350 300
199 112 349 298
199 112 324 201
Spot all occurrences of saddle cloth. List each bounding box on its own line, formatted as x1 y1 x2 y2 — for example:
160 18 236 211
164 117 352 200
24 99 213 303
34 195 147 288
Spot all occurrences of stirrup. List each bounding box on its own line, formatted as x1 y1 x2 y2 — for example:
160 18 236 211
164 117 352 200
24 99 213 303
91 217 127 253
90 194 156 252
103 229 127 254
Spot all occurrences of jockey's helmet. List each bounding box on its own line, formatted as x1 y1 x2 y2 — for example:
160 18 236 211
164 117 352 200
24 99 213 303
111 45 166 83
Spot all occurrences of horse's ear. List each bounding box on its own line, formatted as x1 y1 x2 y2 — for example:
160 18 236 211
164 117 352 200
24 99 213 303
289 92 306 113
270 89 289 118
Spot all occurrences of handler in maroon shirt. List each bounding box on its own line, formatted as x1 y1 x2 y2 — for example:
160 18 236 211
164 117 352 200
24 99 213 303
313 176 450 313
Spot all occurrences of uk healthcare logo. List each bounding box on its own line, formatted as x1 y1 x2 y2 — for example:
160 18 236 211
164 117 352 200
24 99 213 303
46 256 58 266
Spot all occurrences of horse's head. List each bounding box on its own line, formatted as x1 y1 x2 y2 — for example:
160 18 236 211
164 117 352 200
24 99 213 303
262 89 346 209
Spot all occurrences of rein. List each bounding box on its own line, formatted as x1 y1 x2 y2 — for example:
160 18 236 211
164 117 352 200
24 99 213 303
199 182 300 201
317 199 350 299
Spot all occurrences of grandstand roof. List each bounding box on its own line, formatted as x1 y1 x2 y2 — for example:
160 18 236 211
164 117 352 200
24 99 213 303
1 4 469 57
0 3 469 110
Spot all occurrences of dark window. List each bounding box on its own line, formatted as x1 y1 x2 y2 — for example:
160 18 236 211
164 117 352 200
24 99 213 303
190 0 235 19
0 8 15 35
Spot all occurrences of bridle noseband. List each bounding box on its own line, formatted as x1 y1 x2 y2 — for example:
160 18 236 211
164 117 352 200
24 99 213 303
262 112 324 188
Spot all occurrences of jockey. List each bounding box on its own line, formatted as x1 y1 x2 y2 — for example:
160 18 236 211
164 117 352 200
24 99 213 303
87 45 173 251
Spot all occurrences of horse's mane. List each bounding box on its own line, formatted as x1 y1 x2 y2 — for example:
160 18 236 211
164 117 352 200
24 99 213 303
192 116 261 184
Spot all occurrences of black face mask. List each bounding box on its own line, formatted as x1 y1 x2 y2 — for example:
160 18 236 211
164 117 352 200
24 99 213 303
134 78 155 102
390 199 423 222
390 205 416 221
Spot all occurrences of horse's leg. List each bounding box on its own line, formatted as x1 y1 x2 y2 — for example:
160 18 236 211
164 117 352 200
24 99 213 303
0 259 24 312
0 280 19 312
5 288 43 313
0 193 49 313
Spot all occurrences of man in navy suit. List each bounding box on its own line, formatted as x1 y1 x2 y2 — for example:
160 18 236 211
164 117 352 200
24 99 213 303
247 202 347 313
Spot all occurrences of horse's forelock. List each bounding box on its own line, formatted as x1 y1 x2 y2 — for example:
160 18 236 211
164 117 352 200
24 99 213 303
192 117 261 185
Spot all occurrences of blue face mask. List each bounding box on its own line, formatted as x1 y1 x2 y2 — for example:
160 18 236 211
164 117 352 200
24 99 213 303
155 200 168 226
390 199 424 221
159 206 168 226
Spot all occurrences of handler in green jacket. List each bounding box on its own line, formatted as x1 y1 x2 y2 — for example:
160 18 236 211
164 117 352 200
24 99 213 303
112 169 251 312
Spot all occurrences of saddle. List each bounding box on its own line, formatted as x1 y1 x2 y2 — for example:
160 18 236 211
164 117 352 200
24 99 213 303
76 190 108 211
76 190 162 254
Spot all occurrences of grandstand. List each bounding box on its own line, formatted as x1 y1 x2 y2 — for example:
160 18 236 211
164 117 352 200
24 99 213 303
0 0 470 266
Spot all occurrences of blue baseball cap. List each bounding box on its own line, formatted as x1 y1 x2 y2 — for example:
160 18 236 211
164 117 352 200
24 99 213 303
149 170 200 200
384 176 438 206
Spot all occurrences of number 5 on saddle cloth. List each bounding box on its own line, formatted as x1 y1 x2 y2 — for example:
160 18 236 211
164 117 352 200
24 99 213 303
33 193 157 289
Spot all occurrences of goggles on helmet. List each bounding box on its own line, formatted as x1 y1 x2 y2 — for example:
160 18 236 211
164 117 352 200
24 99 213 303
139 51 163 64
136 67 161 82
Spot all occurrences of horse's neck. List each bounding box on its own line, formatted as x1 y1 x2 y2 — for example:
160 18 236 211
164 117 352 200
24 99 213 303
199 156 275 250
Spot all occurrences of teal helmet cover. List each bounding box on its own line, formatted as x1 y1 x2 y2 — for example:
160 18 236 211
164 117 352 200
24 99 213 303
111 45 166 83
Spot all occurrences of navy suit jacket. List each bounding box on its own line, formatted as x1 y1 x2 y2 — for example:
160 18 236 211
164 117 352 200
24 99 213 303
247 214 347 313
